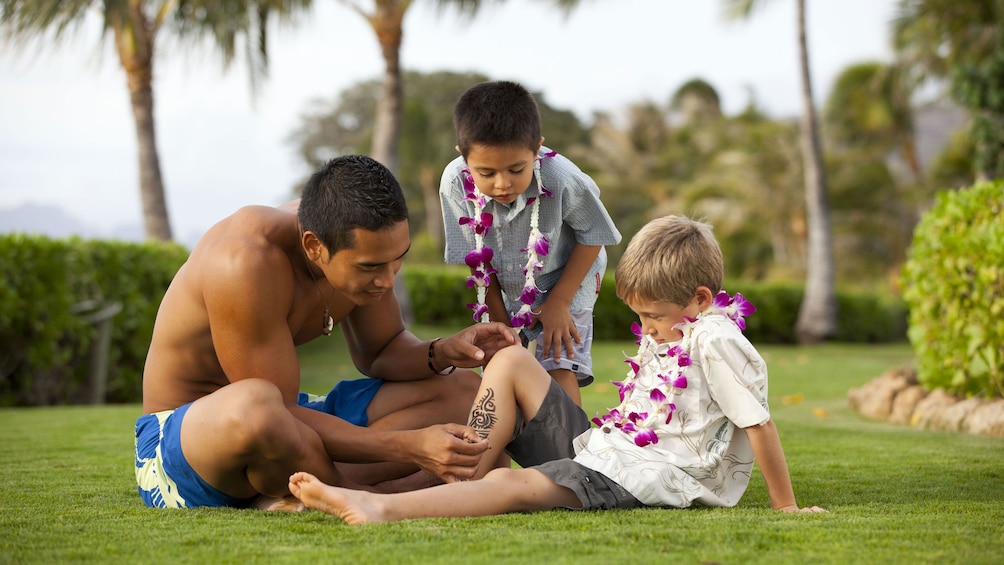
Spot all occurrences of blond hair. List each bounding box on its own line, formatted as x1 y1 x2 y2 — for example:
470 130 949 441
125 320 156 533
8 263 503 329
615 215 724 306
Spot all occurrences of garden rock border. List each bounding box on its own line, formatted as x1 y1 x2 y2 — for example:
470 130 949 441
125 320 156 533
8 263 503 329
848 368 1004 438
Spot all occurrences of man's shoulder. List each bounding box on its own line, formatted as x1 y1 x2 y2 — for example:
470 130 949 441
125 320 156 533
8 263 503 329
191 206 296 276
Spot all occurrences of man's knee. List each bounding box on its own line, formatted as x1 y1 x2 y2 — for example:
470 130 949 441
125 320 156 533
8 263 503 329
212 379 288 445
441 369 481 403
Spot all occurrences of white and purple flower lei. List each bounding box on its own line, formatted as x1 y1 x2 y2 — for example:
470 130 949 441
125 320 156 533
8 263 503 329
592 291 756 447
459 150 557 326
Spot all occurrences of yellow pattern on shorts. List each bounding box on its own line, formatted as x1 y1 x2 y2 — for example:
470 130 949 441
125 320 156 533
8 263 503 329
135 410 187 508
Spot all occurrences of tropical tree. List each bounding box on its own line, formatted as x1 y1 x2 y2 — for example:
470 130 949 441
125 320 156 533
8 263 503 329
824 62 921 182
722 0 837 343
892 0 1004 181
0 0 305 241
329 0 582 175
822 62 922 287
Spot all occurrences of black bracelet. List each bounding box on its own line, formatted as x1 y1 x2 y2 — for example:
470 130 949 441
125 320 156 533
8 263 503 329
427 338 456 375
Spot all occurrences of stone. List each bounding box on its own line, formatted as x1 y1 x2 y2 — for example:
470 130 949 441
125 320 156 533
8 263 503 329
935 397 985 432
848 368 914 421
889 385 928 425
910 389 959 430
963 399 1004 437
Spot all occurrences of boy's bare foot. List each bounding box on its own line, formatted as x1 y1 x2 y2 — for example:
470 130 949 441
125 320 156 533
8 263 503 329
251 494 306 512
288 472 386 524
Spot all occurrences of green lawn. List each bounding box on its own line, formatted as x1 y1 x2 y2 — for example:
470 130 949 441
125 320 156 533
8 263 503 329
2 334 1003 564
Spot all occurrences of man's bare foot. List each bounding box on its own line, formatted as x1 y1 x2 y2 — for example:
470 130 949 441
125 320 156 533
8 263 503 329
288 472 386 524
252 494 306 512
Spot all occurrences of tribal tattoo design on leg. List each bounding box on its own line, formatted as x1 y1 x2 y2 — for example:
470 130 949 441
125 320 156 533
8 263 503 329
467 387 498 441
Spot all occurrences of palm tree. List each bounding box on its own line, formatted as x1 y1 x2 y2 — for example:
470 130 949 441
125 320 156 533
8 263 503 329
824 62 921 182
722 0 837 343
330 0 582 174
892 0 1004 181
823 61 922 282
0 0 306 241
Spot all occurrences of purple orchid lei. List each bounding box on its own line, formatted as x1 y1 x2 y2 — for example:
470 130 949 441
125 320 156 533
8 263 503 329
459 150 556 326
591 291 756 447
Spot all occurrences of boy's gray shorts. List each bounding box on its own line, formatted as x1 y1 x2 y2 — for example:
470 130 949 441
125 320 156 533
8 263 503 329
506 375 638 513
532 459 643 510
505 378 643 511
505 379 590 468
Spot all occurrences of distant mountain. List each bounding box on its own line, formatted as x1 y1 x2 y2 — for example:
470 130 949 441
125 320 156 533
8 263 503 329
0 203 206 248
0 202 143 242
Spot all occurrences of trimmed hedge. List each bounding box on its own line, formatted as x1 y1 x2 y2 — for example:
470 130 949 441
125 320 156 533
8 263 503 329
0 235 188 406
404 266 907 345
1 235 906 406
902 180 1004 398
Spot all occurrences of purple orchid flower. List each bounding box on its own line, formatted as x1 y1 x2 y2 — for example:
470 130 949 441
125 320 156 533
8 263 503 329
630 322 643 344
649 388 667 403
522 231 549 257
634 428 658 447
511 311 535 329
518 283 541 305
464 247 494 269
672 376 688 389
467 302 489 321
677 351 691 367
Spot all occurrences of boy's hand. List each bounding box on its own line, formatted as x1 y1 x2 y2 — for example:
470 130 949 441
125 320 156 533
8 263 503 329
537 299 580 362
778 504 828 513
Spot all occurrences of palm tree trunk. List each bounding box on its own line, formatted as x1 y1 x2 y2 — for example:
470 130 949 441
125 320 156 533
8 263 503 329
420 164 444 248
113 4 172 242
793 0 836 343
367 1 405 174
368 1 411 322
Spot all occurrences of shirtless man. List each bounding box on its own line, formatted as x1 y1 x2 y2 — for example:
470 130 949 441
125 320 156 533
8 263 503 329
135 155 519 509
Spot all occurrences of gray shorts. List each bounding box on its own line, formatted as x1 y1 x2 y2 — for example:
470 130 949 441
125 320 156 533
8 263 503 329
523 308 596 386
532 459 643 511
505 379 642 511
506 378 590 468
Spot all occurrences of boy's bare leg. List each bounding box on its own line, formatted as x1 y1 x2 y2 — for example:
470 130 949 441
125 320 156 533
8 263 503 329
289 467 581 525
549 368 581 407
464 346 553 478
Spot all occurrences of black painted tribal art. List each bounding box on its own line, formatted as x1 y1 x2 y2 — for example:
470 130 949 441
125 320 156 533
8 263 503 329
468 387 498 441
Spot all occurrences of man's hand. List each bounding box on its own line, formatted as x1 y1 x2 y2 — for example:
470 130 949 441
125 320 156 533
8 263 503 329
406 424 490 483
441 323 520 368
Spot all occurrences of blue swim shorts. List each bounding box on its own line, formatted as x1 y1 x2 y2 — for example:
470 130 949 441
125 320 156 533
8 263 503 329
135 403 255 508
134 378 384 508
296 378 384 426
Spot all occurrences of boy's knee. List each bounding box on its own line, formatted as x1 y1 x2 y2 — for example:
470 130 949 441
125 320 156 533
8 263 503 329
487 344 535 370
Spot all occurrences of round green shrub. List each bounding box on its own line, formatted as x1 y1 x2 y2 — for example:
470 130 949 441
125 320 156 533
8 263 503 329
901 180 1004 397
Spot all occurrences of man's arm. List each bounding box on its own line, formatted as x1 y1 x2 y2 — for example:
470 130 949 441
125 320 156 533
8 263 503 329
204 240 490 481
744 419 826 512
343 286 519 381
291 406 488 481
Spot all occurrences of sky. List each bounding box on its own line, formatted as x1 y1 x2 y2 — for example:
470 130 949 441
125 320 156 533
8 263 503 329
0 0 899 246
